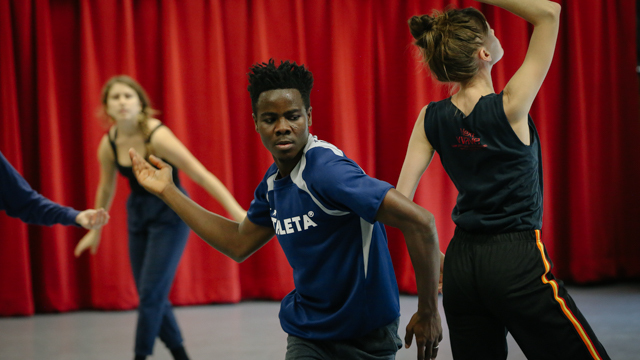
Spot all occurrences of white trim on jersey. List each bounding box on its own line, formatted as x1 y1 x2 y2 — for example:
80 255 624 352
266 134 376 278
360 218 374 278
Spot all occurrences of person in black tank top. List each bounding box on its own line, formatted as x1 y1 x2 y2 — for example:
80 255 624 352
398 1 609 360
74 75 246 360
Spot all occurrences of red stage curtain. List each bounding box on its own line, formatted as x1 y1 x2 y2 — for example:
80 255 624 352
0 0 638 316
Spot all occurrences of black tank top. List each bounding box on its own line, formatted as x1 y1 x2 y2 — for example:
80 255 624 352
108 123 181 195
423 92 543 233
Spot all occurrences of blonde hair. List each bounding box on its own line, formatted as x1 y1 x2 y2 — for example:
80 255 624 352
408 7 489 84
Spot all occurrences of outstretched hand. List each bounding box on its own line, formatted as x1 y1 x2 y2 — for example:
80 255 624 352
129 148 174 196
405 310 443 360
75 208 109 230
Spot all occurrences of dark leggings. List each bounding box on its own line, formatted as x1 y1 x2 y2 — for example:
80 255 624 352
127 192 190 356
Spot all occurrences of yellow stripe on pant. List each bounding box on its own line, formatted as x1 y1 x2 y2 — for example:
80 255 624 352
534 230 603 360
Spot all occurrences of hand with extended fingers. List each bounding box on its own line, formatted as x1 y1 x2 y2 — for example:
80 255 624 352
129 148 174 196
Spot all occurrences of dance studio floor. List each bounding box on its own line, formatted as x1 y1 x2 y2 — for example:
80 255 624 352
1 283 638 360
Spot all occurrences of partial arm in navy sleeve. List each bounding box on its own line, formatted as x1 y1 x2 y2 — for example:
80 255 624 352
0 152 109 229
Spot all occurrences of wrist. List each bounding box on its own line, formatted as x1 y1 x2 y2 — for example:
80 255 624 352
417 295 439 314
158 183 180 200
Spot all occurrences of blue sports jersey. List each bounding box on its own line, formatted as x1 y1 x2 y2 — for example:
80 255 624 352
247 134 400 340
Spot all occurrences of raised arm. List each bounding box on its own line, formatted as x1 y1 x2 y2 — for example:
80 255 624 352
478 0 561 126
74 135 118 256
151 126 246 222
397 105 435 201
130 149 273 262
375 188 442 360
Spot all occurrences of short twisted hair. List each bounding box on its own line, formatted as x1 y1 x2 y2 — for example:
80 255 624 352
247 59 314 113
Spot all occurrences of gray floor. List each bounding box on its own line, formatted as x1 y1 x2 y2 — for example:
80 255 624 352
0 283 638 360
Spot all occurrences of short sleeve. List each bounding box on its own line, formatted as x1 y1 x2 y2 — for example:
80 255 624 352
304 149 393 224
247 172 274 228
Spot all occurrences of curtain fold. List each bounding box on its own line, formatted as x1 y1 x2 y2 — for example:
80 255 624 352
0 0 638 316
0 0 34 315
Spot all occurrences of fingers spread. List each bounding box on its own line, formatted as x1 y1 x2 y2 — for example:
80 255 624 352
148 154 166 169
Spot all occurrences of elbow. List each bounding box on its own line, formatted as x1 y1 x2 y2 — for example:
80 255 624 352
230 250 249 263
405 207 437 243
530 2 561 27
538 2 561 24
548 2 561 20
226 243 252 263
420 209 438 241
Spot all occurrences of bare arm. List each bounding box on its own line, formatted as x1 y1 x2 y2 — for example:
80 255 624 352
74 135 117 256
93 135 118 212
130 149 273 262
376 189 442 360
478 0 561 126
151 126 246 222
397 105 436 200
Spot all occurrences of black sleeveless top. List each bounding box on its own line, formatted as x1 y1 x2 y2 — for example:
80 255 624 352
423 92 543 233
108 123 181 195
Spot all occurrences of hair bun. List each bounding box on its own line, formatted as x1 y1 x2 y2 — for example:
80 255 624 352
408 15 435 40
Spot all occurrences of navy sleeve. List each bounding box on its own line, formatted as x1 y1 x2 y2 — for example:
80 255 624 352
0 152 80 226
304 149 393 224
247 167 276 228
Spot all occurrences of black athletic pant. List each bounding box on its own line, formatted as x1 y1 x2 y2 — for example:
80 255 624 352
442 228 610 360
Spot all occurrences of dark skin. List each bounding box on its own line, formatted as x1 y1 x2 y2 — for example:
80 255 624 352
129 88 443 359
252 89 311 178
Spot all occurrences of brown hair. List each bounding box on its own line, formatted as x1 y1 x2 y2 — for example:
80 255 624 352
408 7 489 84
100 75 158 137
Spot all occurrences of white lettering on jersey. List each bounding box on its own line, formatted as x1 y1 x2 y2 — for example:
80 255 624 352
271 213 318 235
303 215 317 230
284 218 294 234
291 216 302 231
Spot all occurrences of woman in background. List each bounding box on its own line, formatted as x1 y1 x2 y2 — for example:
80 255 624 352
75 75 246 360
397 0 609 359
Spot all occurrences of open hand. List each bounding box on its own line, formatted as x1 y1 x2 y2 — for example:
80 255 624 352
405 310 443 360
75 208 110 230
129 148 174 196
74 230 101 257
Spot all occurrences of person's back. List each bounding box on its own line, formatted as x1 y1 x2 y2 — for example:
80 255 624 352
397 1 610 359
423 93 543 233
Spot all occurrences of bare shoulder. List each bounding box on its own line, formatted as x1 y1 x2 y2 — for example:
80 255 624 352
147 118 163 129
413 104 429 131
148 121 187 161
97 134 115 165
148 121 178 144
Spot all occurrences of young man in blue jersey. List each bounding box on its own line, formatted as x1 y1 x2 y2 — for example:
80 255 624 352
129 59 442 360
